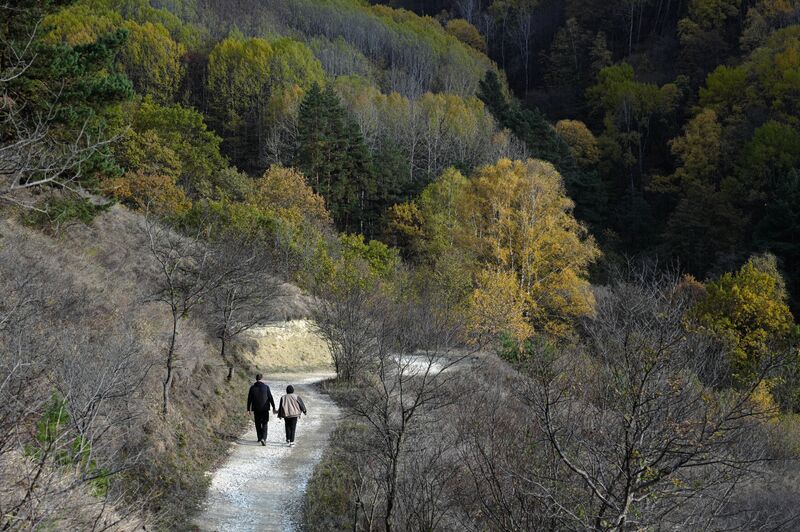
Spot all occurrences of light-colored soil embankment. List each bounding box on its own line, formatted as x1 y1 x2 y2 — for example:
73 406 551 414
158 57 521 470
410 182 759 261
234 319 334 373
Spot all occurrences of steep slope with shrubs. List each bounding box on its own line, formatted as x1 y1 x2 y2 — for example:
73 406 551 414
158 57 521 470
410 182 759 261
0 203 258 527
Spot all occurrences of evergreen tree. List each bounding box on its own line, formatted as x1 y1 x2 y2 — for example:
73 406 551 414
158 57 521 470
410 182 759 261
295 83 376 234
341 116 376 234
2 1 134 196
478 71 608 231
754 169 800 311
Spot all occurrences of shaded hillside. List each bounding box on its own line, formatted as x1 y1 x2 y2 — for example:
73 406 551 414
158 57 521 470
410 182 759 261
0 202 304 528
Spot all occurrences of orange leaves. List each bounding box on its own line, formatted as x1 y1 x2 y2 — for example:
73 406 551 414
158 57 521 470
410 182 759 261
102 172 191 217
249 165 332 231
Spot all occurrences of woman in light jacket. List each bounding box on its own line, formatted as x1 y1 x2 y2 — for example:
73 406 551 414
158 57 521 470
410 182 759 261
277 385 307 446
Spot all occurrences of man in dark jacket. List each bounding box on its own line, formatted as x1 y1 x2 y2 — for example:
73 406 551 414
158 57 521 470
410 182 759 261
247 374 276 446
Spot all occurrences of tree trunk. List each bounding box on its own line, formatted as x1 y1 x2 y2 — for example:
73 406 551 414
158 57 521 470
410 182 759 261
384 437 403 532
221 335 234 381
163 312 178 417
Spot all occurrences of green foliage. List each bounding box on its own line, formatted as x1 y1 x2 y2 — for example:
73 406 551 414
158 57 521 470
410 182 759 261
692 254 795 381
480 71 570 165
125 97 230 197
206 35 272 166
737 121 800 205
445 18 487 52
6 13 134 189
339 233 400 278
34 394 70 448
700 27 800 127
206 34 323 171
478 70 607 228
662 30 800 294
43 3 123 46
28 394 111 498
44 0 204 48
313 232 401 297
497 333 558 368
183 197 281 241
296 83 376 233
587 63 680 181
24 196 112 230
677 0 741 82
119 20 186 103
268 38 326 90
754 170 800 304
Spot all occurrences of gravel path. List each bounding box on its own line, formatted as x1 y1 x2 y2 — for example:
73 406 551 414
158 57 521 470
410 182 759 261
194 372 339 532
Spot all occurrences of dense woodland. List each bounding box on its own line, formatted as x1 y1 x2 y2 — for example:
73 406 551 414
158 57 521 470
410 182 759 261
2 0 800 529
381 0 800 309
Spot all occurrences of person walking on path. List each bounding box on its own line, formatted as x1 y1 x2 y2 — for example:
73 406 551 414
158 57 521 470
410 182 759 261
247 374 276 446
277 385 307 446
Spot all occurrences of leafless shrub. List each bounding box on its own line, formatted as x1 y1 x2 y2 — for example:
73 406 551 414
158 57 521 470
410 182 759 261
0 239 151 530
206 234 285 380
518 271 784 530
311 281 385 383
311 268 798 531
145 217 221 416
343 292 469 531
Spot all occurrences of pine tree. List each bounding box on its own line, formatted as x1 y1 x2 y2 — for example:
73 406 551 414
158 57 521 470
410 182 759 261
2 5 134 194
341 117 376 234
295 83 376 234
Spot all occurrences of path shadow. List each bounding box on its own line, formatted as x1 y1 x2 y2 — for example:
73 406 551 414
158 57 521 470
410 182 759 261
235 438 262 446
213 430 241 442
233 438 289 448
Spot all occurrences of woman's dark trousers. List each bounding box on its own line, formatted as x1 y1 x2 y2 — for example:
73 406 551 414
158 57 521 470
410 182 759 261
285 417 298 442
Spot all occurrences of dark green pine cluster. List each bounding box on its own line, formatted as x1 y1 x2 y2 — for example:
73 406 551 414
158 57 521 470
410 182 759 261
295 83 376 234
2 2 133 189
477 71 607 229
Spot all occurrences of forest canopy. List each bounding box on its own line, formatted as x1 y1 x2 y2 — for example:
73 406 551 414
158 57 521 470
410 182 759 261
4 0 800 529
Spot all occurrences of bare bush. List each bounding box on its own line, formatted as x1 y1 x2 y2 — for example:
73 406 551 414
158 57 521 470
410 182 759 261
344 293 468 531
518 272 784 530
206 234 285 380
146 218 220 416
311 281 385 383
0 239 150 529
310 270 798 531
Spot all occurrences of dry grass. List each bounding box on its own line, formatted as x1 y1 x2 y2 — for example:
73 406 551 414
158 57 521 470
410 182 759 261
0 203 321 528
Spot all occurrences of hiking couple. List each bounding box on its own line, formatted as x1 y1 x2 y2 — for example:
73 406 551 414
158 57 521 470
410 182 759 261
246 374 307 447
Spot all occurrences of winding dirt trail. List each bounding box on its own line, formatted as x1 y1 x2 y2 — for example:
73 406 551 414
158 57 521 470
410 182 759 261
194 372 340 531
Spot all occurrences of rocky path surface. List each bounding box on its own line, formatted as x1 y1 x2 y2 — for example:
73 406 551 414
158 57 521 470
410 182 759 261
194 372 339 532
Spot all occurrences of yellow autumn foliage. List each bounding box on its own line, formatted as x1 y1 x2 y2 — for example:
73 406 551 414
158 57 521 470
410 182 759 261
468 269 533 343
247 165 332 231
465 159 600 336
554 119 601 167
102 172 191 217
400 159 600 338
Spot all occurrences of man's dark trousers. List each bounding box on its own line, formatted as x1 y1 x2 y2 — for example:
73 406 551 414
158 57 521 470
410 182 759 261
254 410 269 442
247 380 275 442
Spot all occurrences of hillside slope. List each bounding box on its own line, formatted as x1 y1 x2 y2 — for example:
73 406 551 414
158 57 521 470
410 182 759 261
0 203 319 528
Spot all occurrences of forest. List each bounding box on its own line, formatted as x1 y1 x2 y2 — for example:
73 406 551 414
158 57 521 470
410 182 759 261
1 0 800 529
